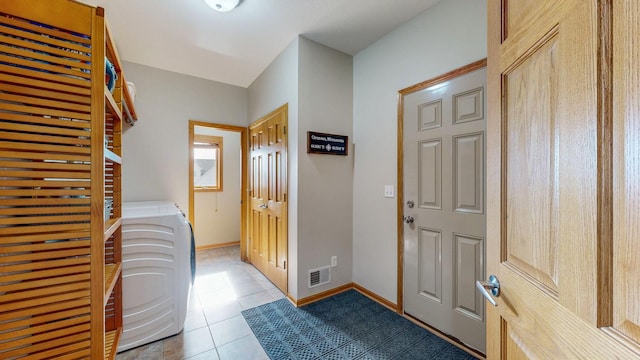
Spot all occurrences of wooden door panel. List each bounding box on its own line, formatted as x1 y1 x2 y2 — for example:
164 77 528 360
504 32 560 295
613 0 640 347
488 0 640 357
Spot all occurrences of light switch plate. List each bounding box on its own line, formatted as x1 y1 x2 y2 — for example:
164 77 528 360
384 185 394 198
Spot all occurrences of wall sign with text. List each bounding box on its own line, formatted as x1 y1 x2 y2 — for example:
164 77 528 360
307 131 348 155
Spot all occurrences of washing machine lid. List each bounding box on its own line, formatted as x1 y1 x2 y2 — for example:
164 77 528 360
122 201 182 219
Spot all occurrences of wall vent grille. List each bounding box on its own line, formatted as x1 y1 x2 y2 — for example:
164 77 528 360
308 266 331 288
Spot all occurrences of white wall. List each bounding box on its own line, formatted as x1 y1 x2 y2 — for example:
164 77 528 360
121 61 247 215
352 0 487 303
193 127 241 248
296 37 353 299
248 39 300 297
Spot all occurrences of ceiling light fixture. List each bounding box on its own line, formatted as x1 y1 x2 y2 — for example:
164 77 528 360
204 0 240 12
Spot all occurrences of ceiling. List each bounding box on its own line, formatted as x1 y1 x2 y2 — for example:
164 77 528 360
79 0 441 88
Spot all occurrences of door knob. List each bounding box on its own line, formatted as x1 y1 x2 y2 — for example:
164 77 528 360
259 203 268 209
476 275 500 306
403 216 414 224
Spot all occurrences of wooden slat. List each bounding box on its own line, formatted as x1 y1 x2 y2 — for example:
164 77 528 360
0 15 91 45
1 189 90 197
0 257 89 274
0 328 90 359
2 297 89 328
0 169 91 179
0 292 91 320
3 316 90 350
0 0 93 36
0 83 91 106
0 197 90 207
0 130 91 146
0 160 91 171
0 223 89 236
0 22 91 55
0 205 90 216
0 141 90 155
0 92 91 115
0 247 89 264
0 53 91 80
0 273 89 293
0 64 89 91
0 239 90 253
0 230 89 243
0 150 90 162
1 285 90 309
0 307 90 332
0 112 91 131
0 214 91 226
0 72 90 97
0 101 91 121
29 343 91 360
0 34 91 65
1 265 91 284
0 179 89 187
104 328 121 360
0 43 91 73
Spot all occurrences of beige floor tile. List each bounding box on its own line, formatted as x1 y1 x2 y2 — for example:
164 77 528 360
209 315 253 346
216 335 269 360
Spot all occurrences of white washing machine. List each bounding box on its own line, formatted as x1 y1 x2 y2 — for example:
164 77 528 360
117 201 194 352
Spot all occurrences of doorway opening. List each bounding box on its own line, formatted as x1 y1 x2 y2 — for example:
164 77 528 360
188 120 249 261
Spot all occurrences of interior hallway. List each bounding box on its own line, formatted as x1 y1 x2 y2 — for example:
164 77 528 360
116 245 284 360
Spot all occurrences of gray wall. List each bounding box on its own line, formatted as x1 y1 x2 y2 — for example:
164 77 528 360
121 61 247 215
248 37 353 300
352 0 487 303
297 37 353 299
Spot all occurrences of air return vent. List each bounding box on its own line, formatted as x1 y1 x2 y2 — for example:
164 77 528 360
308 266 331 288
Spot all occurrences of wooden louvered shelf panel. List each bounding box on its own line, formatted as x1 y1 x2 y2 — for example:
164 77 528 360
0 0 137 358
105 328 122 360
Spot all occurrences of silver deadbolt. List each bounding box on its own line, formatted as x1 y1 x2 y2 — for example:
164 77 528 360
476 275 500 306
407 200 415 208
403 216 414 224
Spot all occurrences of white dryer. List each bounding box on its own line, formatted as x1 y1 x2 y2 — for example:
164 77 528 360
117 201 194 352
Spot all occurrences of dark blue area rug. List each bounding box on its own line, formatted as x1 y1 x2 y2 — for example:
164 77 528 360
241 290 478 360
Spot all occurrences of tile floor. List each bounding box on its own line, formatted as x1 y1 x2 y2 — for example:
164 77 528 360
116 245 284 360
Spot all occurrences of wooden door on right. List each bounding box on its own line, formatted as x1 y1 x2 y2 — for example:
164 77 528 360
486 0 640 358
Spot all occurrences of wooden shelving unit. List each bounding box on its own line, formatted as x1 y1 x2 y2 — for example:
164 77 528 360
0 1 137 358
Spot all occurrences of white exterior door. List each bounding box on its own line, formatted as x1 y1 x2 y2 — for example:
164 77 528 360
402 64 486 352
